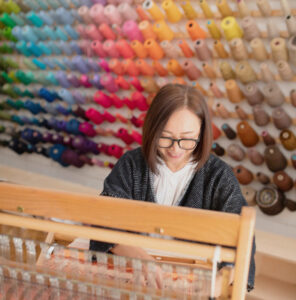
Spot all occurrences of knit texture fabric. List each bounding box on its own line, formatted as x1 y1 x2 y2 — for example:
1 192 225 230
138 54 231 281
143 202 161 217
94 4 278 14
90 147 256 289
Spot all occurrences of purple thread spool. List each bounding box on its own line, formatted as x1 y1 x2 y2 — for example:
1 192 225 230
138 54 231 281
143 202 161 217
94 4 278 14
67 74 81 88
61 149 84 168
72 135 88 152
72 56 90 73
52 133 64 144
72 90 86 104
63 136 73 147
100 73 119 93
56 120 68 132
42 132 53 143
79 122 96 137
56 71 71 88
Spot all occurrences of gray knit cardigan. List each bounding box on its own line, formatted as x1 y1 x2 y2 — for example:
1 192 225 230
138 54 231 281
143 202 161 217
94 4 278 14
90 147 255 290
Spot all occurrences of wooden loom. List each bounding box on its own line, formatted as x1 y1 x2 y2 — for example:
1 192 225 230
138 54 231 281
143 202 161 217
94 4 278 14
0 182 255 299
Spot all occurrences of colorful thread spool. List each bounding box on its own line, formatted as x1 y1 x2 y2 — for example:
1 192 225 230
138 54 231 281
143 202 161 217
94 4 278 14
221 17 243 41
153 20 174 41
142 0 164 21
131 40 148 58
144 38 164 59
162 0 182 23
139 20 157 40
186 20 207 40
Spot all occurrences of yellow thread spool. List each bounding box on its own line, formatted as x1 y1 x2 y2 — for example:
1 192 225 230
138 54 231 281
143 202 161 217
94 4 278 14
206 20 221 39
216 0 233 17
220 61 236 80
153 20 175 41
221 17 243 41
181 1 197 19
225 80 243 103
142 0 165 21
213 40 229 58
199 0 214 18
162 0 182 23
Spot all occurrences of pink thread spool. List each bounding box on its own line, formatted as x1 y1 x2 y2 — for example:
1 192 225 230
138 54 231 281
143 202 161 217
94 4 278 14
103 40 120 58
123 97 137 109
108 144 123 159
99 59 110 72
94 91 113 108
116 128 134 144
131 131 142 144
86 108 104 125
104 5 122 25
91 40 106 57
132 91 149 111
85 24 103 41
76 25 87 39
116 76 130 90
78 40 93 57
118 2 138 22
110 93 124 108
122 20 144 42
129 76 143 91
78 6 91 24
99 23 116 40
89 4 110 25
80 75 92 88
116 39 135 58
181 60 201 80
103 111 116 123
79 122 96 137
100 74 119 93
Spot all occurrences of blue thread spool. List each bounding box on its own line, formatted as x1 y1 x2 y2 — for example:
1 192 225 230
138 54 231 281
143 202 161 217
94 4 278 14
87 58 100 72
26 11 44 27
22 26 38 43
23 0 40 10
49 144 68 166
48 42 62 55
58 88 75 105
32 27 44 40
12 27 23 40
66 119 80 135
44 103 58 115
69 41 82 54
63 57 76 70
39 88 56 102
55 27 68 41
43 26 57 40
72 56 89 73
58 0 70 9
53 58 65 69
58 41 72 56
27 42 43 56
32 58 47 70
11 115 24 125
37 42 52 55
38 11 54 26
56 71 71 88
16 42 31 57
64 24 79 39
56 120 68 131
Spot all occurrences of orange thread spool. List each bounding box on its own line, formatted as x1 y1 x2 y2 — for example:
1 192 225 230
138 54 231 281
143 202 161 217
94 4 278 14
136 4 150 21
186 20 207 40
153 60 168 76
178 39 194 57
172 77 186 85
99 23 116 40
213 40 229 58
122 59 140 77
116 76 130 90
109 59 124 75
139 21 157 40
136 59 155 76
167 59 185 76
225 79 243 103
131 40 148 58
144 38 164 59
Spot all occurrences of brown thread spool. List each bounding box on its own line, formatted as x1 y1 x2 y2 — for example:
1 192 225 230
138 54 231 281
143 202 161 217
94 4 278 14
140 77 159 94
276 60 294 81
202 63 216 78
233 165 254 185
227 143 245 161
213 40 229 58
215 102 230 118
209 82 223 98
272 107 292 130
256 172 270 184
212 142 225 156
194 40 212 61
290 89 296 107
235 105 248 120
253 104 270 127
291 154 296 169
229 38 249 61
237 121 259 147
225 79 243 103
260 63 274 82
241 17 261 41
256 184 285 215
241 186 257 206
243 82 264 106
267 19 279 39
220 61 236 80
287 35 296 66
235 61 257 84
285 15 296 36
250 38 268 61
221 123 237 139
264 145 288 172
256 0 271 17
270 38 288 63
273 171 294 192
247 148 265 165
182 60 201 81
160 40 180 59
237 0 250 18
263 83 285 107
261 130 276 146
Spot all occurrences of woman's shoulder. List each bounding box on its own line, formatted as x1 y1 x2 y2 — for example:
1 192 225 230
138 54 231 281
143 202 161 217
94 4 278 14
202 154 233 176
117 147 146 168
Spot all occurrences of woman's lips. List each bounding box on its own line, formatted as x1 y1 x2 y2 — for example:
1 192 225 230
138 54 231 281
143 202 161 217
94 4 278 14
167 152 182 159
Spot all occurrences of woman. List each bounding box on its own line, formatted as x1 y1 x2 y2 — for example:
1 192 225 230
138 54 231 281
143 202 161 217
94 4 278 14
90 83 255 291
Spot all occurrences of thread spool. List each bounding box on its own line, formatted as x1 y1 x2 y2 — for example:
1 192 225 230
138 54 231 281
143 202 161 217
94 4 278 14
270 38 288 63
279 129 296 151
227 143 245 161
276 60 294 81
250 38 268 61
243 83 264 106
290 89 296 107
212 142 225 156
178 40 194 57
153 20 175 41
241 17 261 41
100 73 119 93
116 76 130 90
104 4 122 25
221 16 243 41
256 172 270 185
181 60 201 80
280 0 291 15
262 131 276 146
273 171 293 192
139 20 157 40
256 185 285 216
103 40 120 58
215 102 230 119
181 1 197 19
118 3 138 22
252 105 270 126
219 61 235 80
263 83 285 107
116 39 135 59
78 6 91 24
216 0 232 17
153 60 168 76
287 35 296 66
144 39 164 59
209 82 223 98
186 20 207 40
221 123 236 139
213 40 229 58
194 40 212 61
260 63 274 82
272 107 292 130
237 0 250 17
161 40 180 58
202 63 216 78
109 59 124 75
264 145 287 172
241 186 256 206
229 38 248 61
99 23 116 40
206 20 221 39
122 20 143 42
122 59 139 77
199 0 214 18
285 15 296 36
167 59 184 76
237 121 259 147
131 40 147 59
162 0 182 23
235 61 257 84
142 0 164 21
248 148 264 165
256 0 271 17
267 19 279 39
89 4 110 25
225 79 242 103
292 154 296 169
233 165 253 185
136 59 154 76
140 77 159 94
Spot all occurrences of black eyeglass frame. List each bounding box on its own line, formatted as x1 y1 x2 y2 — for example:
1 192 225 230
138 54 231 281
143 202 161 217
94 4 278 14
158 136 201 150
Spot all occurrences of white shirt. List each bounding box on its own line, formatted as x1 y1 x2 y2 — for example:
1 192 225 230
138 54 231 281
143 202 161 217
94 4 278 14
152 160 197 206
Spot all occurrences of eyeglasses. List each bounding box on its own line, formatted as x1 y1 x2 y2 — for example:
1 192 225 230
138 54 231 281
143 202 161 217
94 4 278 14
158 137 200 150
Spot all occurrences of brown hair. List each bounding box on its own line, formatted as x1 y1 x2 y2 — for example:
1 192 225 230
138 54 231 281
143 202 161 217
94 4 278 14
142 83 213 173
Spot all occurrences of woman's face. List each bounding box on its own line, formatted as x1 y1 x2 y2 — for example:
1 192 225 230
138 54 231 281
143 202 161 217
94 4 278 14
158 108 202 172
